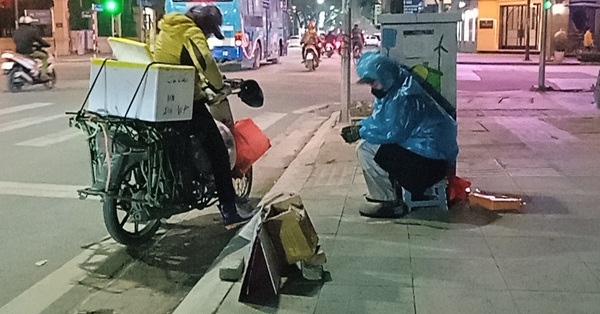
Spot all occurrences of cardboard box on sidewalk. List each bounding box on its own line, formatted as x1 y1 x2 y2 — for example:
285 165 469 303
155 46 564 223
469 191 523 212
263 193 319 264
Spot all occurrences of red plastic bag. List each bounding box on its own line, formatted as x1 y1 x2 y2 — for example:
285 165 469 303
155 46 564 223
448 175 471 203
232 118 271 173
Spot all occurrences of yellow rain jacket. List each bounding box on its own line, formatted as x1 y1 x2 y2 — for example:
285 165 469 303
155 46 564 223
154 13 224 100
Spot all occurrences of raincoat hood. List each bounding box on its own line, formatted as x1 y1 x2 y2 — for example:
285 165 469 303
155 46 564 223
158 13 200 37
356 52 403 92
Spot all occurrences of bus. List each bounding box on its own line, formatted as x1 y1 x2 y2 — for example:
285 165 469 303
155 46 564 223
165 0 288 69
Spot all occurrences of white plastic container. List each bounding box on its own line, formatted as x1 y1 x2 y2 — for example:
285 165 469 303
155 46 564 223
88 59 195 122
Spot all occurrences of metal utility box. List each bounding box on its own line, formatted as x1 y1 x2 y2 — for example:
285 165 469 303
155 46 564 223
379 13 462 108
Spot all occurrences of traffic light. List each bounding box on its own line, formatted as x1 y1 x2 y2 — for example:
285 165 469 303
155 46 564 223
104 0 122 15
543 0 553 10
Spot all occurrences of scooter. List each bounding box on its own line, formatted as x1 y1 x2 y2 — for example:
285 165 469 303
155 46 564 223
302 44 320 72
324 42 335 58
1 47 57 92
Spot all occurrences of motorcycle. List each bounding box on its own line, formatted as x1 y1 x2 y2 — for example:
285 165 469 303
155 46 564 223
1 47 57 92
67 78 265 246
352 43 362 65
302 44 320 72
324 42 335 58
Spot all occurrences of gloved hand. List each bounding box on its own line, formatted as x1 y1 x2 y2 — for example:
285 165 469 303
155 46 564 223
341 125 361 143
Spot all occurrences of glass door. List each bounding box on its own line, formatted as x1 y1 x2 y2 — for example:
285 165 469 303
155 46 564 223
499 4 540 49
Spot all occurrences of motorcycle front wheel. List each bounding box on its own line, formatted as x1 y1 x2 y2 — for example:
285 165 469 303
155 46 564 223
103 162 161 246
44 71 57 89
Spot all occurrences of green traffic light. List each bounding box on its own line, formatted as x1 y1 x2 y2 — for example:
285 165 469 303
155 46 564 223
104 0 121 14
543 0 552 10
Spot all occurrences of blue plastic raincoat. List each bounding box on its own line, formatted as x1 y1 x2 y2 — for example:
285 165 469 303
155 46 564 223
357 52 459 162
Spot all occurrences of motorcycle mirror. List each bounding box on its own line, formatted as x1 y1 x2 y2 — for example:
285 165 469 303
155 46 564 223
238 79 264 108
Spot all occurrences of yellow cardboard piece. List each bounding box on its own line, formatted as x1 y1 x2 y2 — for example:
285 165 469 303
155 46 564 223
263 194 319 264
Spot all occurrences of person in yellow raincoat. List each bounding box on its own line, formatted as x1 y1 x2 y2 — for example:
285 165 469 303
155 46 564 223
584 27 594 51
154 6 251 229
301 21 321 60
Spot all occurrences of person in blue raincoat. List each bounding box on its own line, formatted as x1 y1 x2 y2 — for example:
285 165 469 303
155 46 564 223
340 52 459 218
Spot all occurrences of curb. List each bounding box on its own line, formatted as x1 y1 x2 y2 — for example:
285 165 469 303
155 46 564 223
172 111 340 314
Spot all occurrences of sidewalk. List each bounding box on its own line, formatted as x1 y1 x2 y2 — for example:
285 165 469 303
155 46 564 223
175 88 600 314
457 52 584 66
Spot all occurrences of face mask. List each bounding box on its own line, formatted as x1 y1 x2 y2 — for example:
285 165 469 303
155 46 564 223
371 88 387 99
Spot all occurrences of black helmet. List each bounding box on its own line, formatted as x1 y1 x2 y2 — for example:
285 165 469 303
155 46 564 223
187 5 224 40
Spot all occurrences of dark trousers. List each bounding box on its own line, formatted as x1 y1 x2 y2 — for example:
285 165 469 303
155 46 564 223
189 100 236 205
374 144 448 196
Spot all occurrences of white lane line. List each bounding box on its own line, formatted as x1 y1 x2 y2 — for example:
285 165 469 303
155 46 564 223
17 129 82 147
250 112 287 131
0 114 65 134
0 181 99 199
292 103 332 115
0 102 53 116
0 240 114 314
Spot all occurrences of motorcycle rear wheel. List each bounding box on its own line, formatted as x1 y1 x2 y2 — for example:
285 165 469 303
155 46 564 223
233 165 252 201
306 60 315 71
7 69 23 92
103 162 161 246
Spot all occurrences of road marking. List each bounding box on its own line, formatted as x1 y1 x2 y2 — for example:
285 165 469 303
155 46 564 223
0 181 99 199
17 128 82 147
0 102 53 116
0 240 114 314
292 103 332 114
0 114 65 134
251 112 287 131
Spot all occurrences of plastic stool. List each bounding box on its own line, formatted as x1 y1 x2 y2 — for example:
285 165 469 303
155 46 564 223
402 179 448 213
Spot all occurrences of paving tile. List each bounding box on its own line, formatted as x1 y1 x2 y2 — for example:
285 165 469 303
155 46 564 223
411 258 508 290
547 217 600 238
497 260 600 292
479 215 561 237
217 282 319 314
511 176 584 195
585 263 600 282
337 215 409 235
414 287 517 314
300 185 349 199
408 223 483 237
511 290 600 314
311 215 340 235
301 197 345 217
331 233 410 258
485 236 579 262
409 235 493 259
562 236 600 263
325 255 412 287
315 284 415 314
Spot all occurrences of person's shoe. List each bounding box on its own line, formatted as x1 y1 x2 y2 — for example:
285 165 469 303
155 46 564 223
219 203 253 230
359 202 407 219
39 74 51 82
363 193 387 203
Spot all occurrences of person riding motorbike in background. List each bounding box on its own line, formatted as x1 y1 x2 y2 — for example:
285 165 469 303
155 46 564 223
13 16 51 82
153 5 252 229
301 21 321 60
351 24 364 56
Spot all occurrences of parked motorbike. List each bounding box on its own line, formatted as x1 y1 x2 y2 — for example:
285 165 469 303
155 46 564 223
1 47 57 92
67 78 265 246
302 44 320 72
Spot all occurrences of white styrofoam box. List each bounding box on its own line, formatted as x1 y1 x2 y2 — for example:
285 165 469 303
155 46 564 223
108 37 154 64
88 59 195 122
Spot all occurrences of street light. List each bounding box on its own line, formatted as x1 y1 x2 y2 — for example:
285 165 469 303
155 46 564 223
317 0 324 5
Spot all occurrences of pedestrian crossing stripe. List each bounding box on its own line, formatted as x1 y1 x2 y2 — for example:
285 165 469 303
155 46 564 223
0 102 53 116
0 114 64 134
17 129 82 147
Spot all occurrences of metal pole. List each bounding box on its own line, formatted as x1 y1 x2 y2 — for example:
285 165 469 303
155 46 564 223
340 0 351 122
92 4 98 57
525 0 531 61
14 0 19 28
538 7 548 91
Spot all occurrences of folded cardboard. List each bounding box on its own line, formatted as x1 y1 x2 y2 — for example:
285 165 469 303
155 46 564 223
263 193 319 264
88 59 195 122
469 192 523 211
